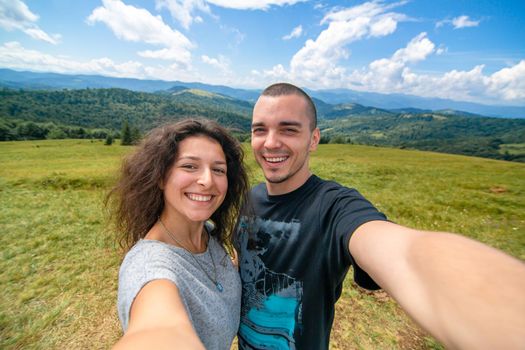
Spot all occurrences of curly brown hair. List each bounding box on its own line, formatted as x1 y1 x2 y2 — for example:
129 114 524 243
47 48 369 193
106 118 249 252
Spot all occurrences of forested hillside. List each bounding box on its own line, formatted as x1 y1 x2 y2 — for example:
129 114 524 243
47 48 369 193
1 87 524 162
0 88 251 141
318 112 525 161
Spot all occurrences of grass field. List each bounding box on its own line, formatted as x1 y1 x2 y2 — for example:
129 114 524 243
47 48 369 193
1 139 524 349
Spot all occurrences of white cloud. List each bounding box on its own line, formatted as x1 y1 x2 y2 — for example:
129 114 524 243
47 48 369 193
0 0 61 44
264 27 524 104
452 15 480 29
0 41 202 81
391 32 435 63
347 33 491 98
350 33 435 92
289 1 408 86
87 0 193 65
155 0 210 30
436 15 480 29
282 25 303 40
436 46 447 55
0 41 144 77
263 64 290 80
206 0 306 10
138 48 191 63
201 54 230 73
345 34 525 104
156 0 306 30
487 60 525 101
0 0 38 28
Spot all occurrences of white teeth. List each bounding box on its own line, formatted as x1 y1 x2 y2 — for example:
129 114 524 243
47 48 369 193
265 156 287 163
187 194 212 202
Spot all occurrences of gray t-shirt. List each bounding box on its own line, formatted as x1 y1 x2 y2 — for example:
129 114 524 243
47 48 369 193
117 236 241 350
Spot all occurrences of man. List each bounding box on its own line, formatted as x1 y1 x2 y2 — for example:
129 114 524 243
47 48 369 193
234 82 525 349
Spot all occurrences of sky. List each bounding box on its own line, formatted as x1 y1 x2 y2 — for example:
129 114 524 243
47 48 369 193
0 0 524 106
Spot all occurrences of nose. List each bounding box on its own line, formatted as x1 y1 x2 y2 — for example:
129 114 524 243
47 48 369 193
264 130 281 149
197 168 213 188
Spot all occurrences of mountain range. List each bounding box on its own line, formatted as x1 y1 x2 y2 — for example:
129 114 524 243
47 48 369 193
1 69 523 119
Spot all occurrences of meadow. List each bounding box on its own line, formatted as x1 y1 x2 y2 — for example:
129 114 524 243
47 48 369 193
1 139 524 349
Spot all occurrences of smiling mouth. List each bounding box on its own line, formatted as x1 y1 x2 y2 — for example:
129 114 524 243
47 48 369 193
263 155 288 163
186 193 213 202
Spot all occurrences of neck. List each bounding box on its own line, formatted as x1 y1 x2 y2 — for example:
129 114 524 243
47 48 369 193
266 170 312 196
157 214 207 253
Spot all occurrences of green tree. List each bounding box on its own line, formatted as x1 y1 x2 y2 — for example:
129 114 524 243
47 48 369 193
319 135 331 144
130 126 142 145
121 120 132 146
17 122 47 140
0 121 15 141
105 134 113 146
329 134 351 144
47 127 67 139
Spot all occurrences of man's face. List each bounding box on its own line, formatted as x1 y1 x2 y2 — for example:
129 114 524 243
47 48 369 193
251 94 320 195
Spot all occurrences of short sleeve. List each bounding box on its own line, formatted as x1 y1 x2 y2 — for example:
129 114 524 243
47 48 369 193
323 186 388 290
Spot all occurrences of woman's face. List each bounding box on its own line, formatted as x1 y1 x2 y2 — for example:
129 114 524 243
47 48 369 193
162 135 228 224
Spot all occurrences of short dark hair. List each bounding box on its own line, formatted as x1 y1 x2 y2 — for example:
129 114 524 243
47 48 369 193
261 82 317 130
106 118 249 252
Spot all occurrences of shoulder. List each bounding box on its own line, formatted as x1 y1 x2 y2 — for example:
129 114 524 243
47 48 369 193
208 235 226 256
250 182 267 198
119 240 185 279
313 177 386 224
121 240 174 264
314 177 365 202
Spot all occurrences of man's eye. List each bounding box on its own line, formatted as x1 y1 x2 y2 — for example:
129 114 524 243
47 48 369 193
252 128 265 134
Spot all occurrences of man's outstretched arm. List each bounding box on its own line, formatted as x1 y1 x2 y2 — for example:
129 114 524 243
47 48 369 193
349 220 525 349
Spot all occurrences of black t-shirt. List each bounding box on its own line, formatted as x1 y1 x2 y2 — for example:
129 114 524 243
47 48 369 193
234 175 388 350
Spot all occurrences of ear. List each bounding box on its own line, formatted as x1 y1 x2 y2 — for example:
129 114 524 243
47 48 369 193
309 128 320 152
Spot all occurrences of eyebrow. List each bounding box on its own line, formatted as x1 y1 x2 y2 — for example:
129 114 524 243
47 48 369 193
251 120 303 128
177 156 226 165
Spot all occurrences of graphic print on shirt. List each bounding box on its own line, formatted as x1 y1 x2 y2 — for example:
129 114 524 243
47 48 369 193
237 216 303 350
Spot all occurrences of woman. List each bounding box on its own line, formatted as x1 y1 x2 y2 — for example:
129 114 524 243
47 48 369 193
106 119 249 349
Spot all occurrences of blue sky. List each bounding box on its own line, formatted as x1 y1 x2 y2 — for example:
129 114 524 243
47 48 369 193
0 0 524 105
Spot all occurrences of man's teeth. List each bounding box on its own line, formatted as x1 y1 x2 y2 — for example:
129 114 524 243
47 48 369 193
187 194 212 201
265 156 287 163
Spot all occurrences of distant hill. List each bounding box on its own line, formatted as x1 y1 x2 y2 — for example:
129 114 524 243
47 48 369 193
318 112 525 161
1 68 523 118
0 88 252 133
304 87 525 119
165 87 254 117
322 103 394 119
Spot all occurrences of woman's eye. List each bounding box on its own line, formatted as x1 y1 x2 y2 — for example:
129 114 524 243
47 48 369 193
213 168 226 174
181 164 197 170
